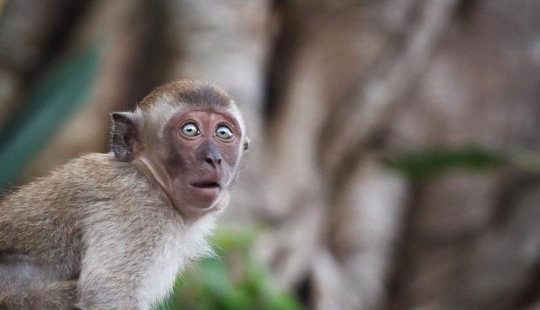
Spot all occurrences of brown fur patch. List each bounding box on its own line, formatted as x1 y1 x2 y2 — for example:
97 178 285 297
139 79 232 110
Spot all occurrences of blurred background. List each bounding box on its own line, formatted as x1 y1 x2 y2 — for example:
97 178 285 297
1 0 540 309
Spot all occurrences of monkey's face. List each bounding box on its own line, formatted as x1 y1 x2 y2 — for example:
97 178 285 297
162 107 243 211
111 80 249 220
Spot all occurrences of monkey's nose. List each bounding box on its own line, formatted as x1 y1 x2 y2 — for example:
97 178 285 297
200 141 223 168
204 154 222 167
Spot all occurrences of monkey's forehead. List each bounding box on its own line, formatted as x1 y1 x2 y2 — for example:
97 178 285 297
139 79 233 110
134 79 247 136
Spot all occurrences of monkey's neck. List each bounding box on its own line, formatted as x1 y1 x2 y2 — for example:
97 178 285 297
133 156 183 220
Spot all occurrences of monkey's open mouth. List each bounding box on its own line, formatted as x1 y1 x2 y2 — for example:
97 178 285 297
190 181 221 189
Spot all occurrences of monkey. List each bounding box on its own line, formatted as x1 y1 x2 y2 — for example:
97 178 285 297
0 79 249 310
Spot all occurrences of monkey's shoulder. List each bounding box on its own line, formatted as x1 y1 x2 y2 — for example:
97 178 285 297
49 153 151 194
61 153 168 208
58 152 137 181
1 153 155 212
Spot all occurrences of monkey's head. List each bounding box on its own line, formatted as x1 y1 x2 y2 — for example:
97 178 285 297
111 80 249 221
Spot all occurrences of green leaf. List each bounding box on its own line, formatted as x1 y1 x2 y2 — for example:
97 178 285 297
0 46 101 190
383 146 507 179
211 227 258 251
154 229 303 310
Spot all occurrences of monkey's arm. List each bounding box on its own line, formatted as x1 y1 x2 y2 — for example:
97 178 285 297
0 280 77 310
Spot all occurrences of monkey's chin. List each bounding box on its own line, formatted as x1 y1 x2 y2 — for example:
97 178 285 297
176 183 224 210
188 186 221 209
171 189 229 222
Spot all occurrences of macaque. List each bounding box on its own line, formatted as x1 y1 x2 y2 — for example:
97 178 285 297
0 79 249 310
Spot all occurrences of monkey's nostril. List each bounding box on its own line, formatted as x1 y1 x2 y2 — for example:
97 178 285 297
204 156 222 167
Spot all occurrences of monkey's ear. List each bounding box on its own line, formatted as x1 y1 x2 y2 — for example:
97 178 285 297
243 137 250 151
111 112 140 162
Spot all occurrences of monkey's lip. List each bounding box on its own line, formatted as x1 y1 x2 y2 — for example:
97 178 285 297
189 180 221 189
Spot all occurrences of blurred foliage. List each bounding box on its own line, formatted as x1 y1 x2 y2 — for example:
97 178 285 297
384 146 540 179
0 46 101 190
157 228 302 310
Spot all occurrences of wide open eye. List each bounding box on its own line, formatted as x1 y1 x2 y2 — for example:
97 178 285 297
215 125 233 140
181 123 200 137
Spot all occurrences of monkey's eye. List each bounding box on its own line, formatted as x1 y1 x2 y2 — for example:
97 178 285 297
181 123 200 137
215 125 233 140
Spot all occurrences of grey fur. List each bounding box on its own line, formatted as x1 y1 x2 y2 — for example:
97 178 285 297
0 154 217 310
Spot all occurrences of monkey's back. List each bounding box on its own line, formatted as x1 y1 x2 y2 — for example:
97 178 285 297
0 153 174 279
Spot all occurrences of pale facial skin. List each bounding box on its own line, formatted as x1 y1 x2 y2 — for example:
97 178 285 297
163 108 243 210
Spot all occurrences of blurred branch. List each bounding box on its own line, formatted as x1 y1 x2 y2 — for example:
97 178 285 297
322 0 459 178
